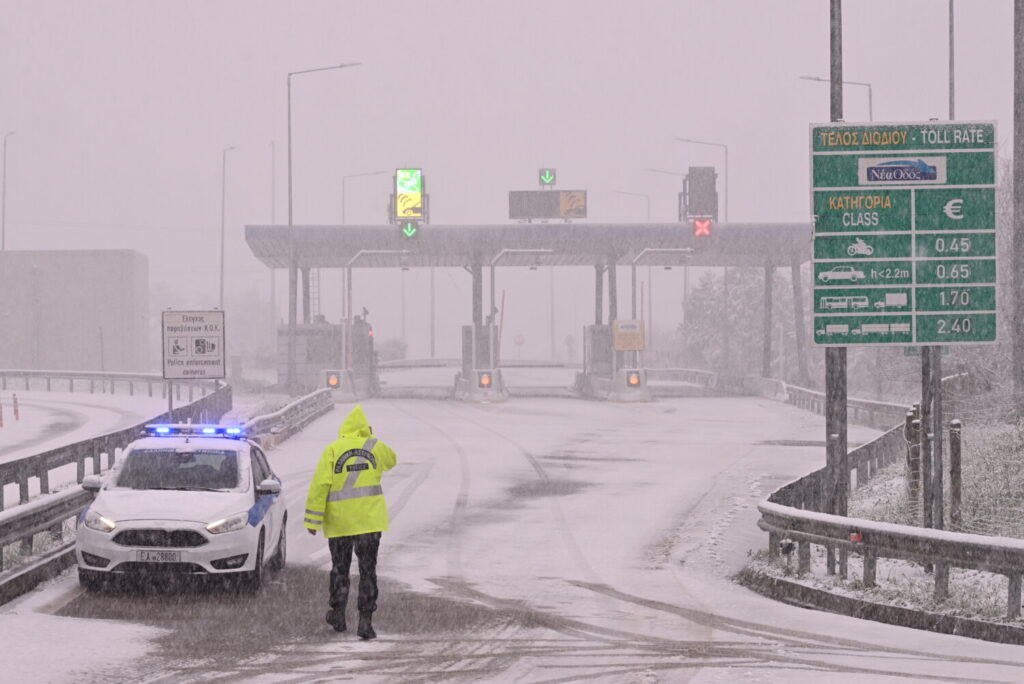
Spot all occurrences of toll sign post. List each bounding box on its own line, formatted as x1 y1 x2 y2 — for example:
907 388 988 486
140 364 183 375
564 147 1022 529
811 121 997 347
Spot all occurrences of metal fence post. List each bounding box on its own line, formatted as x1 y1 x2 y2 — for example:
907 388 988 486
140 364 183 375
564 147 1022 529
908 418 921 517
1009 572 1022 619
863 550 876 587
950 419 962 531
798 540 811 575
768 531 779 560
935 562 949 601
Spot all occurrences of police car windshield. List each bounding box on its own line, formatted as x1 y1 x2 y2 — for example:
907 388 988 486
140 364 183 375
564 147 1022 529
116 449 242 491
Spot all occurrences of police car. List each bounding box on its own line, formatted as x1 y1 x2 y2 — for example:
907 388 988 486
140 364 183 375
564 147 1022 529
76 424 287 592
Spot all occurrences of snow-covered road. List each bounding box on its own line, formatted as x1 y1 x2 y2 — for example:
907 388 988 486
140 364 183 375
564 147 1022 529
6 396 1024 682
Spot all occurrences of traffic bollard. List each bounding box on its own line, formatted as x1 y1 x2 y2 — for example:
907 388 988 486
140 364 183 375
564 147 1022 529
12 393 19 421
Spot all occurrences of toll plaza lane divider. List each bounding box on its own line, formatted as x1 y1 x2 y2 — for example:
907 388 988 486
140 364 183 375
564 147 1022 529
0 383 333 606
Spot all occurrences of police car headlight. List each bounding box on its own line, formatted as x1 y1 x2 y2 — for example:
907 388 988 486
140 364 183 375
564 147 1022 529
206 512 249 535
84 510 117 533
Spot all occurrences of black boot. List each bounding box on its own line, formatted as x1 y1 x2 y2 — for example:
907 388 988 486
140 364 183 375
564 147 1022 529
357 612 376 640
326 609 346 633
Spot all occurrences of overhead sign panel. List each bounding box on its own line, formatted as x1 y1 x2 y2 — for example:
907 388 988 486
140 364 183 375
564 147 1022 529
509 190 587 220
811 121 997 346
394 168 424 219
162 310 226 379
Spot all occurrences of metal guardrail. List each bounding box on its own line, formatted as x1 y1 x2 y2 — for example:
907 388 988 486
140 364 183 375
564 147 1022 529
755 372 1024 619
645 368 717 387
0 385 233 510
242 388 334 447
0 369 217 403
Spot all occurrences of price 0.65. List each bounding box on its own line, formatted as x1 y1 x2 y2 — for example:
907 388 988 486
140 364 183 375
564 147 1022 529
934 263 972 280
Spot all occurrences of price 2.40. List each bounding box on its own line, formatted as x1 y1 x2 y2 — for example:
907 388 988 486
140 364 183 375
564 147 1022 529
936 317 972 335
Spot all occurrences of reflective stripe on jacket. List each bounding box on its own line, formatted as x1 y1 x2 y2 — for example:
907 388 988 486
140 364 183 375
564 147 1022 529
304 405 398 537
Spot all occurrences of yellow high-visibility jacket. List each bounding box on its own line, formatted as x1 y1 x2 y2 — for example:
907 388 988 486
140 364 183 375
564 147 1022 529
304 405 398 538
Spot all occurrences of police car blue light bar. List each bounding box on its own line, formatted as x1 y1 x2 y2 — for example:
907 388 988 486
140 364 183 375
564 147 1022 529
145 424 247 438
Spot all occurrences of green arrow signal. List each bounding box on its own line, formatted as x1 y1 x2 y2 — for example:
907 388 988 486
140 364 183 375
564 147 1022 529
402 222 418 238
540 169 555 185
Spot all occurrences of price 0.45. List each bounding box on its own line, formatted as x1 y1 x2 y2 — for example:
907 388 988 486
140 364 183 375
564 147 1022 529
933 236 971 253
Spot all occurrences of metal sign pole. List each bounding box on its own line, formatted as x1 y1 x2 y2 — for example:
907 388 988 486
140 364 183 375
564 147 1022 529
824 0 848 577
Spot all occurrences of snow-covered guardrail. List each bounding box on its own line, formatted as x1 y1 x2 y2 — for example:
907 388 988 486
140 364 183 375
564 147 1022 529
644 368 717 387
754 372 1024 618
241 388 334 448
0 369 217 403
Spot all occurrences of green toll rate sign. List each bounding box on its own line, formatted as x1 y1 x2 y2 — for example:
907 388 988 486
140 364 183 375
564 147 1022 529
811 121 997 347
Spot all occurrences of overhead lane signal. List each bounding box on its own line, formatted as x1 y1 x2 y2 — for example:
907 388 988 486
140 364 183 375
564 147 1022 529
401 221 419 239
392 168 427 221
693 219 713 237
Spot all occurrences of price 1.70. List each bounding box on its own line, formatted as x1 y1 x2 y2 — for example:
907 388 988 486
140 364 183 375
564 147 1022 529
915 285 995 312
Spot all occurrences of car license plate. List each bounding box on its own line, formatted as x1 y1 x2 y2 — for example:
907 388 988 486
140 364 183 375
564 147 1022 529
137 550 180 563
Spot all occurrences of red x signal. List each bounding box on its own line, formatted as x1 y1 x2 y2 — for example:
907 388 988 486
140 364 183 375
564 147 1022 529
693 219 712 236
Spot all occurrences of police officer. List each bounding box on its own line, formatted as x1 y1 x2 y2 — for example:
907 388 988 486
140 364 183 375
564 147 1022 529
305 405 397 639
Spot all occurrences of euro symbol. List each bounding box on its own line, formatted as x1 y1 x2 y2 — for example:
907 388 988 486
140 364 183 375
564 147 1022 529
942 198 964 220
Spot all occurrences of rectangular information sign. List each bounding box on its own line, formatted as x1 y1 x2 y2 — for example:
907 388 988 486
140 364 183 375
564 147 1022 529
811 121 997 346
161 310 226 379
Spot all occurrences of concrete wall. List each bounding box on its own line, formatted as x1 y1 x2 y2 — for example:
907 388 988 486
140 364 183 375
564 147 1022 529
0 250 149 371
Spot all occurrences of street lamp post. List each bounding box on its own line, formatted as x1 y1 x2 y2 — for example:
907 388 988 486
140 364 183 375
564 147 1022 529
611 189 652 324
286 62 361 392
800 75 873 121
342 170 388 224
2 131 14 251
219 145 236 310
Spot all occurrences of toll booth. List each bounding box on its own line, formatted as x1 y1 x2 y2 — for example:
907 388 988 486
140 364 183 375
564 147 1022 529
577 322 651 401
455 323 506 400
276 323 343 390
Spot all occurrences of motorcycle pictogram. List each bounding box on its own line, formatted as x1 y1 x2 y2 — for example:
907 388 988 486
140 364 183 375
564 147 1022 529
847 237 874 256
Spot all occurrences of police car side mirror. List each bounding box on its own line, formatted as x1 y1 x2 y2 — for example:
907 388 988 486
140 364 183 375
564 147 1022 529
82 475 102 492
256 478 281 496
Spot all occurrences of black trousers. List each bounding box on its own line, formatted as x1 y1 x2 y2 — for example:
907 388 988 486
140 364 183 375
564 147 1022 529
328 532 381 615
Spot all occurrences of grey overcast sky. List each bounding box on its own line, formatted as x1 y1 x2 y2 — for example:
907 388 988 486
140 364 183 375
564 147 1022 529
0 1 1015 358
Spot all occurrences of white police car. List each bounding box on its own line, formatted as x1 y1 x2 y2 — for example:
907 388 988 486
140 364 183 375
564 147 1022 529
76 424 287 592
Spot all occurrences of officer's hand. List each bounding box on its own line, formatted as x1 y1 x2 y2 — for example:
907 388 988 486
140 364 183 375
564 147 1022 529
307 529 317 536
